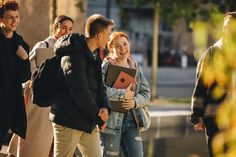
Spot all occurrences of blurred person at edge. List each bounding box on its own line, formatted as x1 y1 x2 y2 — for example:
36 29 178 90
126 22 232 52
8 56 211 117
100 32 151 157
49 14 114 157
7 15 74 157
0 1 31 150
191 11 236 157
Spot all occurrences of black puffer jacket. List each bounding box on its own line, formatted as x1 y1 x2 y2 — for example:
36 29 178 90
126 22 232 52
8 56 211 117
0 30 31 139
49 33 110 133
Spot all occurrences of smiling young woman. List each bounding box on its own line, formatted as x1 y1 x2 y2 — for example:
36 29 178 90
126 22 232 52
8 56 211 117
100 31 151 157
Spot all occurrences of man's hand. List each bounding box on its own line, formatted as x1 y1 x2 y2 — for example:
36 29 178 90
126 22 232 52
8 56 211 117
98 108 109 122
193 123 205 131
16 45 28 60
99 123 106 132
122 99 135 110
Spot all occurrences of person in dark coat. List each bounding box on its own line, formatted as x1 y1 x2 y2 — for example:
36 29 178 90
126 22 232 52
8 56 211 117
0 1 31 150
50 14 114 157
191 11 236 157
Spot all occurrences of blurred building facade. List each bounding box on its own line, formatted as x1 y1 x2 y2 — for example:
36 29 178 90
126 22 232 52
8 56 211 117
17 0 86 49
15 0 197 67
87 0 196 67
17 0 50 48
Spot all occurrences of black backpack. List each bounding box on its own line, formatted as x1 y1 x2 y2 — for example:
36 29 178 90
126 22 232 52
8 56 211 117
32 55 61 107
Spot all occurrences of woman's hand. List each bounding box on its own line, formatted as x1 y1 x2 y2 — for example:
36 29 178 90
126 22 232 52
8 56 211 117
24 80 32 106
122 83 135 109
124 83 134 100
24 80 32 89
122 98 135 110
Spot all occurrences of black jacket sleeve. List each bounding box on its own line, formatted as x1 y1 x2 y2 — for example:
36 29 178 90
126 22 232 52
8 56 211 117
62 52 105 127
15 35 31 83
191 49 211 125
97 65 111 114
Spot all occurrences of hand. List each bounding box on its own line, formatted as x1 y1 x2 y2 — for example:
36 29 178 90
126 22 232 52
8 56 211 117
16 45 28 60
24 80 32 106
24 80 32 96
99 123 106 132
122 99 135 110
124 83 134 100
24 80 32 90
98 108 109 122
193 123 205 131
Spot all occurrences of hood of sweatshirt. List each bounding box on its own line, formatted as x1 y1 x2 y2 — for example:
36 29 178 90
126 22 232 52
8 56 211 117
54 33 94 59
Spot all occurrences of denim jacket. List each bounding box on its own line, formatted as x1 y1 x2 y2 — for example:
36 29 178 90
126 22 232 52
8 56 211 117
101 61 151 134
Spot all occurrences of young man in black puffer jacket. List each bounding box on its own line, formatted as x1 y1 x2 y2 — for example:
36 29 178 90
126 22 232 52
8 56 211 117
0 1 30 150
49 14 114 157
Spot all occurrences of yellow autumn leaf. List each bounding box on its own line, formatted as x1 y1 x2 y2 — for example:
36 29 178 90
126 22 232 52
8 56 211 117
213 132 226 156
215 72 227 87
216 102 231 129
203 66 216 87
213 86 226 99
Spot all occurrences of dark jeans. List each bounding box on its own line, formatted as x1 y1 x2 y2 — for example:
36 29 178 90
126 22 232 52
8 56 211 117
204 117 220 157
101 121 143 157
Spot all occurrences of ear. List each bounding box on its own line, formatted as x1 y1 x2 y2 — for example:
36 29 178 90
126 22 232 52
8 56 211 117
97 32 102 40
108 46 112 53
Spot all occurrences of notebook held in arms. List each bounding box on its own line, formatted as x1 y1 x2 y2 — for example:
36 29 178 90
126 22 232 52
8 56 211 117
105 64 136 113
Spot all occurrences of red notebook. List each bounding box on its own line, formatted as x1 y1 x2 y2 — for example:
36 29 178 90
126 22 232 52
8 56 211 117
112 71 135 89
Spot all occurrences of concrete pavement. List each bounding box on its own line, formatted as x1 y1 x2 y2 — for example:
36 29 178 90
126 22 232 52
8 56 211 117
0 101 208 157
142 100 208 157
143 66 196 98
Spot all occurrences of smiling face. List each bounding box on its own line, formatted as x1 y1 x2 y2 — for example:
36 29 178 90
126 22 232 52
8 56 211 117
109 34 131 60
0 9 20 34
54 19 74 39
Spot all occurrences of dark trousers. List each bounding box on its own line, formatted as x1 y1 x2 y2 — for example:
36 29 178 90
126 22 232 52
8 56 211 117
204 117 220 157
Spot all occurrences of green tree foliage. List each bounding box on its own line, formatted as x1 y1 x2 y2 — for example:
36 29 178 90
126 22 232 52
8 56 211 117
117 0 236 25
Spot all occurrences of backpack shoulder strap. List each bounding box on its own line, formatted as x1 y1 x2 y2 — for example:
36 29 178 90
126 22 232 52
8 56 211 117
45 41 49 48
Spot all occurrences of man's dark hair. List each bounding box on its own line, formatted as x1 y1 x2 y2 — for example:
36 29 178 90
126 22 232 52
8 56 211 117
85 14 114 38
0 1 19 18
